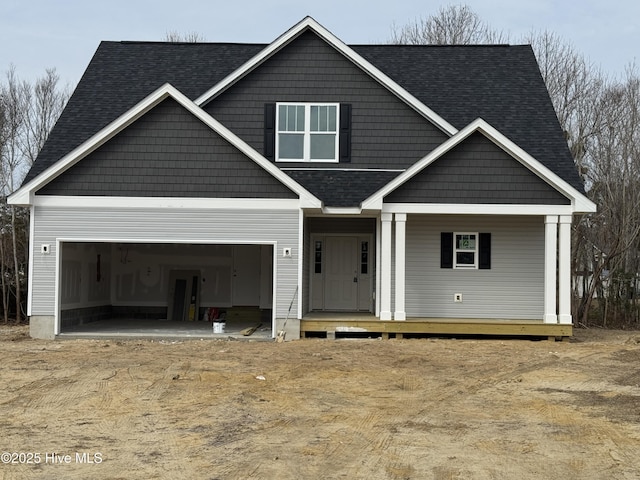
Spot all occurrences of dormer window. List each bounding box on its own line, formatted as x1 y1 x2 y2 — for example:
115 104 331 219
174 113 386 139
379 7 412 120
276 103 339 162
264 102 350 163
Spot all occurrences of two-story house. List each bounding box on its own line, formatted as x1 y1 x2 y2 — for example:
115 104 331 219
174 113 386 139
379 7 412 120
9 17 596 340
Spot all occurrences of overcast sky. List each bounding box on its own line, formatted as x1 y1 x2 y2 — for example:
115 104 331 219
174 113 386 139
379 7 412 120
2 0 638 87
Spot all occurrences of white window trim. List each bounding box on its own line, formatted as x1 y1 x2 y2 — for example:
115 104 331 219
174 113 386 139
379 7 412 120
454 232 478 269
276 102 340 163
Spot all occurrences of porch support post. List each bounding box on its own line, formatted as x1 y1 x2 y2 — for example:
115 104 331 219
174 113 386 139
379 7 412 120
544 215 558 323
380 213 393 321
558 215 573 324
394 214 406 321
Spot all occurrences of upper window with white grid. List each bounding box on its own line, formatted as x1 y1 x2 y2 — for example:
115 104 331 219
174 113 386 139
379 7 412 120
276 103 339 162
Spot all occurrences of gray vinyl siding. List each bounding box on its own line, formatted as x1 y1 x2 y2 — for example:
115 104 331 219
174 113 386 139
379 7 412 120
385 133 571 205
37 99 297 199
30 205 300 318
205 30 449 169
402 215 544 319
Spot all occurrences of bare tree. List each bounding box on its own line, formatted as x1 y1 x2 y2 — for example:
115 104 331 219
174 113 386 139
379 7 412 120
0 99 8 323
525 30 606 179
164 31 206 43
0 66 68 323
530 30 640 327
0 67 27 323
389 6 640 327
21 69 69 166
389 4 508 45
574 70 640 326
0 67 27 193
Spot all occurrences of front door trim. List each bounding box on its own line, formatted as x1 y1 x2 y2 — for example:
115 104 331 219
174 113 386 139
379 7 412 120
310 233 373 313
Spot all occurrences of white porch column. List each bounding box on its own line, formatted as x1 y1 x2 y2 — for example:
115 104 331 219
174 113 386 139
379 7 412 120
558 215 573 324
380 213 393 321
394 214 407 321
544 215 558 323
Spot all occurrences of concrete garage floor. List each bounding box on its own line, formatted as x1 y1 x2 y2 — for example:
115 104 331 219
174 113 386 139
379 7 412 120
60 318 273 341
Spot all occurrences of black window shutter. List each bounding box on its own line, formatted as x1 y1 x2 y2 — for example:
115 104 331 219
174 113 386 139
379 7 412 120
479 233 491 269
264 103 276 160
441 232 453 269
339 103 351 163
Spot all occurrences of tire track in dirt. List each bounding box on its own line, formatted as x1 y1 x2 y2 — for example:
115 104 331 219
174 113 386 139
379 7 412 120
320 367 436 479
2 329 639 479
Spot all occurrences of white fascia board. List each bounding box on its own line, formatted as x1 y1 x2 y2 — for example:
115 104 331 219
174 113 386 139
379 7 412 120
362 118 596 214
10 83 321 209
194 17 458 136
573 194 597 213
33 195 303 210
7 188 32 206
383 203 576 216
321 206 363 215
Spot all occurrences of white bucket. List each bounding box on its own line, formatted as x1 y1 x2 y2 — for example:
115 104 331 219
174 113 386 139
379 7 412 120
213 322 225 334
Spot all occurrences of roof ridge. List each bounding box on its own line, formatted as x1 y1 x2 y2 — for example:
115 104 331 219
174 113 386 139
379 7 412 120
353 43 515 48
105 40 520 48
111 40 268 46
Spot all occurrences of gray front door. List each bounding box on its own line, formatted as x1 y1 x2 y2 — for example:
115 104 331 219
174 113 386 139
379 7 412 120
324 236 359 310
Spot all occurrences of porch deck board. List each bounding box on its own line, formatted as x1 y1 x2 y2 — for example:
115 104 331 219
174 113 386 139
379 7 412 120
300 313 571 338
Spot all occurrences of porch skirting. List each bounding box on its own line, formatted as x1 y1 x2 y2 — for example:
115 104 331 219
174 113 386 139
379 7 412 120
300 313 571 340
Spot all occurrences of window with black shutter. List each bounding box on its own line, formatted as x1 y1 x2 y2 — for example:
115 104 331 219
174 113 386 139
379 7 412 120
441 232 491 270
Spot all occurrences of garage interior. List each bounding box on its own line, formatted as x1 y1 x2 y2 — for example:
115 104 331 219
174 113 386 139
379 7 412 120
58 242 273 339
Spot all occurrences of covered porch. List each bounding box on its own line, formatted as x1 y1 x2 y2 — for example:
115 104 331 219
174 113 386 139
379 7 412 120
300 312 572 340
377 211 574 326
301 211 574 340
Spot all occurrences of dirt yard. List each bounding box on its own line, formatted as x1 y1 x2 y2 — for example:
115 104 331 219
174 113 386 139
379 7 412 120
0 326 639 480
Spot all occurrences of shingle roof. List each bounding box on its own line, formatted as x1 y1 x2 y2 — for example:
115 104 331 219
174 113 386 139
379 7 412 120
352 44 582 192
24 38 583 200
26 41 262 183
285 170 401 207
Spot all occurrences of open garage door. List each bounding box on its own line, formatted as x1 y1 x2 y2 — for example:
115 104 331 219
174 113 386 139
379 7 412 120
58 242 273 338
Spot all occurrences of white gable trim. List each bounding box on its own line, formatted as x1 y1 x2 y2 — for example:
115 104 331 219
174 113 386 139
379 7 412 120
194 16 458 136
362 118 597 214
9 83 321 209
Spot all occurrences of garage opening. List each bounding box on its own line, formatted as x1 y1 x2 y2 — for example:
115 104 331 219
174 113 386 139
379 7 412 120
58 242 273 338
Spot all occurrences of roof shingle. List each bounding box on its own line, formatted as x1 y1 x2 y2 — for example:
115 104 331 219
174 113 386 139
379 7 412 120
24 38 583 200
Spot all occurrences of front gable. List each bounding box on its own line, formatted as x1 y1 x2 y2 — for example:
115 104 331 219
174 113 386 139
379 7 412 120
363 118 596 213
37 98 298 199
384 132 570 205
10 84 321 207
202 24 451 170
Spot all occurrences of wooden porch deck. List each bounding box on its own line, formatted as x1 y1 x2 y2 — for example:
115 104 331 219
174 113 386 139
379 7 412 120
300 313 572 341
